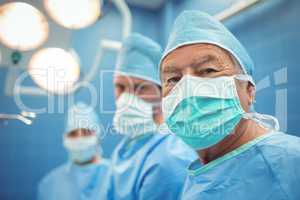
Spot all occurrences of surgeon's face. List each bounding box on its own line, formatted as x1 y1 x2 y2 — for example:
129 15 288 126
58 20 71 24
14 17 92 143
114 75 162 103
161 43 255 111
67 128 95 139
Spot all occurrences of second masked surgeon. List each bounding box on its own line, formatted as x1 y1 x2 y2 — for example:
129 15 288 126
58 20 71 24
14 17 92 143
110 33 197 200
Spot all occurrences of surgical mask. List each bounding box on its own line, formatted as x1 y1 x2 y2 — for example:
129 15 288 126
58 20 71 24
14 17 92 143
63 135 99 164
113 92 157 138
162 74 279 150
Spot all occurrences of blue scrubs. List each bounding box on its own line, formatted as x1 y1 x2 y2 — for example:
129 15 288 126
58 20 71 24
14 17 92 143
38 159 111 200
182 132 300 200
110 132 197 200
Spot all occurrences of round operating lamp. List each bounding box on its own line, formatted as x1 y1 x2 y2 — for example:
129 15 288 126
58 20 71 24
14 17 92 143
0 2 49 51
28 48 80 94
44 0 101 29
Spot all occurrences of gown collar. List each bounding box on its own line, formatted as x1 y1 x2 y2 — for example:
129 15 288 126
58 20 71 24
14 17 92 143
188 131 280 176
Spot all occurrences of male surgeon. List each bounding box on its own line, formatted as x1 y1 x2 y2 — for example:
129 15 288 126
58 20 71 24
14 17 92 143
38 102 111 200
111 32 197 200
160 11 300 200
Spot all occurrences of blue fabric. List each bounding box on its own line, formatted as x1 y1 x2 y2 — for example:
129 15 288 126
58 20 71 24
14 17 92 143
182 132 300 200
115 33 162 85
65 102 101 135
110 132 197 200
160 11 254 76
38 159 111 200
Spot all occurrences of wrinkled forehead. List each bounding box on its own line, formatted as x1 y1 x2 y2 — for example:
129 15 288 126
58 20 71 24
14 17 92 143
161 43 239 75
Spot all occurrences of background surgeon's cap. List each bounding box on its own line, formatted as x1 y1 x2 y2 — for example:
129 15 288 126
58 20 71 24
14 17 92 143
160 11 254 78
115 33 162 85
65 102 101 136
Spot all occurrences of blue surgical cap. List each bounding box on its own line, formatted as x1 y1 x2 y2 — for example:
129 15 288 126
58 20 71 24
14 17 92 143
65 102 101 135
115 33 162 85
160 11 254 77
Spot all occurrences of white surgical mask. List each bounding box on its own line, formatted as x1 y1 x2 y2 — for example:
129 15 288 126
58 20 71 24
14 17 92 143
63 135 99 164
113 92 157 138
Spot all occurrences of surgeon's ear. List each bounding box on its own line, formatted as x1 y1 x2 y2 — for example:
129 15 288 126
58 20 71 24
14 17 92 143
247 83 256 106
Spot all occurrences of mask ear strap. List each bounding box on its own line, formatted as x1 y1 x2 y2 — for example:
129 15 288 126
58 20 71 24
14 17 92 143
234 74 255 86
243 112 280 131
234 73 256 108
235 74 279 131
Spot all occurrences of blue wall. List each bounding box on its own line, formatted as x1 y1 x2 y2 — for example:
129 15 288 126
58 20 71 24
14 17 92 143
0 0 300 199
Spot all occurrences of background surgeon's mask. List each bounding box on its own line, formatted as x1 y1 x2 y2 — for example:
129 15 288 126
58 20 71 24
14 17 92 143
113 92 157 138
162 74 279 150
63 135 99 164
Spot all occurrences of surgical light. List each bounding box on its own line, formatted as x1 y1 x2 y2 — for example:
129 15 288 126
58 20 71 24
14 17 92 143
0 2 49 51
28 48 80 94
44 0 101 29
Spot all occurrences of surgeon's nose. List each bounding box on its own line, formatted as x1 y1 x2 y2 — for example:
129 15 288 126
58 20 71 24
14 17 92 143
183 67 198 77
123 86 133 95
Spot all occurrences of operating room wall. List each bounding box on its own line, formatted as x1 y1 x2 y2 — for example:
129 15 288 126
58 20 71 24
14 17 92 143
161 0 300 136
0 4 160 200
1 0 300 200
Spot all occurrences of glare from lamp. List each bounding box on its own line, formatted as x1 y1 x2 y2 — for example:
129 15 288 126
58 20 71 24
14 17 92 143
0 2 49 51
44 0 101 29
28 48 80 95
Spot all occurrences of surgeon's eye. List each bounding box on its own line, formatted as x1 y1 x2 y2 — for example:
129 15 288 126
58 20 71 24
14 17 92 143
166 76 181 86
115 83 125 92
199 68 218 76
115 83 126 98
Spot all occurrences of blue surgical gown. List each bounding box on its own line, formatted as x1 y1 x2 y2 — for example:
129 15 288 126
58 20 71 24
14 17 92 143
182 131 300 200
38 159 111 200
110 132 197 200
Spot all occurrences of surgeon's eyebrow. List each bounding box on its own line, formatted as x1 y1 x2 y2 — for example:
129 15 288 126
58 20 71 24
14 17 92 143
160 64 180 80
190 55 215 69
162 64 180 73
